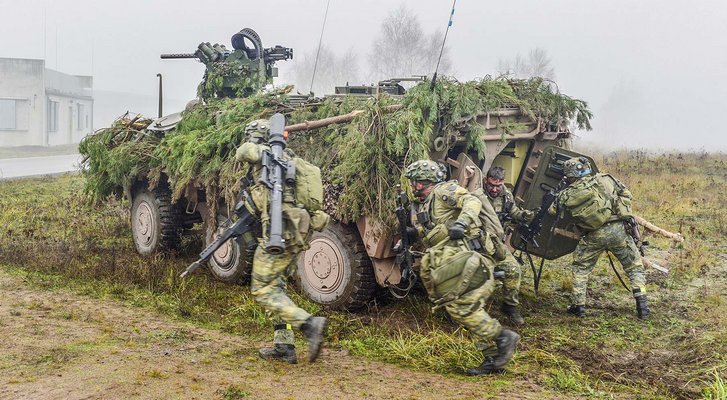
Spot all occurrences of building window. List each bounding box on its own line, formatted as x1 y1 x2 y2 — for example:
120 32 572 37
77 103 84 130
0 99 16 130
48 99 59 133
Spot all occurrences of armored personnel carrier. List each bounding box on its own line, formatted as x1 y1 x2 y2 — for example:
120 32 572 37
80 28 595 310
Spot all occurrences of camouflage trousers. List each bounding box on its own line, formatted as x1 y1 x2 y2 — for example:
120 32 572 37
421 244 502 356
251 246 310 346
571 221 646 306
495 249 522 306
443 279 502 356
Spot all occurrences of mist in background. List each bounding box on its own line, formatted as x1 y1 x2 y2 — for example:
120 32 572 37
1 0 725 150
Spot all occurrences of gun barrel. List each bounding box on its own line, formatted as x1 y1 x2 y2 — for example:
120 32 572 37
160 53 198 59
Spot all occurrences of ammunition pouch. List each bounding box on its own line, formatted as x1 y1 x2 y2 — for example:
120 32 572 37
428 249 493 304
423 223 450 248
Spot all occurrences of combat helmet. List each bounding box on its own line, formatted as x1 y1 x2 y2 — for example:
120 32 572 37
404 160 446 183
245 119 270 143
563 157 592 178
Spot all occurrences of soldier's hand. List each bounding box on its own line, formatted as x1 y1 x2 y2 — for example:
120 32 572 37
406 226 419 241
448 221 467 240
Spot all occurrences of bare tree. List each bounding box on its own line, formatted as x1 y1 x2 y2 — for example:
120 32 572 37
497 47 556 80
368 5 451 81
292 45 361 96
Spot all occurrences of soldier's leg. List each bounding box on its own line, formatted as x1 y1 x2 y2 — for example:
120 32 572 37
607 224 649 318
252 247 305 363
445 291 502 357
445 283 519 375
259 321 298 364
496 251 522 306
496 250 524 325
251 246 311 328
570 233 605 310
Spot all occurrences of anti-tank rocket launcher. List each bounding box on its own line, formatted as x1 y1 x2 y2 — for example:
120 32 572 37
161 28 292 99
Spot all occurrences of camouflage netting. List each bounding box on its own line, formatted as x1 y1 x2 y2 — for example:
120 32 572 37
79 77 592 230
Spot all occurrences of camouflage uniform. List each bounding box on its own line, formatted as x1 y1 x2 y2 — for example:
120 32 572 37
485 186 534 307
236 119 330 361
549 157 648 318
412 180 502 355
405 160 519 374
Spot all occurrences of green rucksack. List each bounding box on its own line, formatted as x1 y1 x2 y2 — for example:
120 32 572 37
292 157 323 212
562 175 613 230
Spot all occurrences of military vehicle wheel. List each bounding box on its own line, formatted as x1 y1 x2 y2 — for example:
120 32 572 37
130 186 181 256
206 214 252 284
296 222 377 310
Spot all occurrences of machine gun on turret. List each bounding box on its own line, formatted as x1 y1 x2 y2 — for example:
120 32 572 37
161 28 292 99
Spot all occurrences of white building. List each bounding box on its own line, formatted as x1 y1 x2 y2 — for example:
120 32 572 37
0 57 93 147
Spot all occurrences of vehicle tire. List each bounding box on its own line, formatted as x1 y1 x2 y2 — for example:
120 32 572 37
296 221 377 311
205 214 253 284
130 186 182 256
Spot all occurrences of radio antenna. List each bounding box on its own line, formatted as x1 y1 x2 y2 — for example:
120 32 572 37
430 0 457 91
310 0 332 94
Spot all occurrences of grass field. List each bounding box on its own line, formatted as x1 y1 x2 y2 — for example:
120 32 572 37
0 151 725 399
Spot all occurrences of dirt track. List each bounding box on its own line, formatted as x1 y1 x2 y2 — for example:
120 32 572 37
0 270 570 400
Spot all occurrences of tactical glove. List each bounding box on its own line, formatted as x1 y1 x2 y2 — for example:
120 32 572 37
448 221 467 240
406 226 419 241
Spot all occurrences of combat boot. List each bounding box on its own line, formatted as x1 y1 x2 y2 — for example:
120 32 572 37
501 304 525 325
300 316 327 363
635 296 650 319
258 344 298 364
567 304 585 317
466 329 520 375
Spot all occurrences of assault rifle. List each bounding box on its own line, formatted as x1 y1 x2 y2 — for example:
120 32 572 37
393 185 415 285
180 199 258 278
260 113 293 254
624 216 649 256
517 178 568 248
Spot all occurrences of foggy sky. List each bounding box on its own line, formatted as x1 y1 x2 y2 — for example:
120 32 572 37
1 0 725 150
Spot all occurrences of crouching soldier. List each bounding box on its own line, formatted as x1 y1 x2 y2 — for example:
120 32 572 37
549 157 650 319
404 160 520 375
236 118 331 363
479 166 536 325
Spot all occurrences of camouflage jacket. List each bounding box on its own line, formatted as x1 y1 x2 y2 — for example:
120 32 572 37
412 180 482 247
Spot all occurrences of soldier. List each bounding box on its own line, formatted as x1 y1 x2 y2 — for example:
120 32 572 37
481 166 535 325
548 157 650 319
404 160 520 375
236 119 331 364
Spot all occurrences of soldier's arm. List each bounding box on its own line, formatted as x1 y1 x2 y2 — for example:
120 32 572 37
511 202 536 223
235 142 264 163
548 194 562 216
504 188 535 223
454 187 482 227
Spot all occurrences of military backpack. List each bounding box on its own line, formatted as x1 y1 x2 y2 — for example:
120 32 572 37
291 157 324 212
